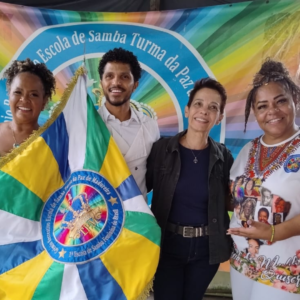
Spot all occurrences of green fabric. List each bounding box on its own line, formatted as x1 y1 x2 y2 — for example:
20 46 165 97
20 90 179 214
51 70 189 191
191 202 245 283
83 94 111 171
32 262 65 300
0 170 43 221
124 211 161 246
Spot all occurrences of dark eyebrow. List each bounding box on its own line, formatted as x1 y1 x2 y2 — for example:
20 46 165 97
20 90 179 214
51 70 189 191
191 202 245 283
193 99 220 106
210 101 220 106
256 94 285 105
104 71 130 75
273 94 285 100
14 88 40 93
256 100 267 105
15 86 38 92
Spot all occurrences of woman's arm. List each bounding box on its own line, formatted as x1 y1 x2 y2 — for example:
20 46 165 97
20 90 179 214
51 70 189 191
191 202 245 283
227 214 300 242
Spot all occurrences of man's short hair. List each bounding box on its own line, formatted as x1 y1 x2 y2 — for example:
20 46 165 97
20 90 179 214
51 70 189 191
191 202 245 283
98 47 142 82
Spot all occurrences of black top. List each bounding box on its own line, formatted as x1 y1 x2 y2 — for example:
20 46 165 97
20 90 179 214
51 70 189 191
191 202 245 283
168 144 210 226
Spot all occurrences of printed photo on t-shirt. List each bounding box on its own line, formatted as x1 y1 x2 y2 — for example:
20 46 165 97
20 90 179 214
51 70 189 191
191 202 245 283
260 186 273 207
273 212 283 225
245 238 263 259
233 200 242 220
243 178 260 198
239 197 256 221
255 206 271 225
272 195 291 221
241 220 249 228
232 176 246 202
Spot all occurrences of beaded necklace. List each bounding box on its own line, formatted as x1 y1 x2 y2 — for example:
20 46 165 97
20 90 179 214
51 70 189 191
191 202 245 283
259 142 289 171
245 133 300 180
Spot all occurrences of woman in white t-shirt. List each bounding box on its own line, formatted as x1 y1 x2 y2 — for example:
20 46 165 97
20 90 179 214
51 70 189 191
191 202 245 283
227 59 300 299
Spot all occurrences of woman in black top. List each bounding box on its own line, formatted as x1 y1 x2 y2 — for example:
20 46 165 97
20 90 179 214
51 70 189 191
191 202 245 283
146 78 233 300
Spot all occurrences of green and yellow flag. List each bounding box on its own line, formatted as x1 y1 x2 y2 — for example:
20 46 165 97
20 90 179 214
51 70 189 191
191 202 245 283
0 68 161 300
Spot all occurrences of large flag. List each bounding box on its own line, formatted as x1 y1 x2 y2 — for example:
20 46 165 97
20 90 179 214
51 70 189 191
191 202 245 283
0 67 161 300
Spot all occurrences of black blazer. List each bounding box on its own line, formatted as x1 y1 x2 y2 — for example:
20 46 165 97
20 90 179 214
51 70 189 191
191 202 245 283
146 130 234 264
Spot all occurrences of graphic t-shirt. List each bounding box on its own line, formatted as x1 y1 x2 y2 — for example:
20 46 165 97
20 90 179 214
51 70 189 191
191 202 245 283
229 130 300 294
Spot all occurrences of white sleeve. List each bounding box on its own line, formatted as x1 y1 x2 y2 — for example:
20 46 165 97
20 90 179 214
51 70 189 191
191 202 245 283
143 114 160 142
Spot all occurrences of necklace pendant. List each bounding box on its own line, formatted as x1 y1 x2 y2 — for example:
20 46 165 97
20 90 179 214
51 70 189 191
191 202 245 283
13 143 20 148
193 157 198 164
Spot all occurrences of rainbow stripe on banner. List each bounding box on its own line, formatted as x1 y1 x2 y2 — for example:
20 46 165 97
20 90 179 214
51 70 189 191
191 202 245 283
1 0 300 156
0 68 161 300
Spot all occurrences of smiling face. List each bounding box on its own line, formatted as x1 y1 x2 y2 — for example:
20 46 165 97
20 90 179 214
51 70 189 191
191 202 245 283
245 180 254 191
9 72 47 125
185 88 223 134
258 210 269 223
253 81 298 144
101 61 138 108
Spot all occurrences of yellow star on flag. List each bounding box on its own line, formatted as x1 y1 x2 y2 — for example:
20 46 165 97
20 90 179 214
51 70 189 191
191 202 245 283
59 249 66 258
108 196 118 205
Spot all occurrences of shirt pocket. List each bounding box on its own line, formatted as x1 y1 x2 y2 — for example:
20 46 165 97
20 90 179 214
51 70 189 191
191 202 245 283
213 163 225 181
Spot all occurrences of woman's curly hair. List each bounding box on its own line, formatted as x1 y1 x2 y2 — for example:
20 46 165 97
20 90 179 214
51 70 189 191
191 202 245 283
244 58 300 131
3 58 56 102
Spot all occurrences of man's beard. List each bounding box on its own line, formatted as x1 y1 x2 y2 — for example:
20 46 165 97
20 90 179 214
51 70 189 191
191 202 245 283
105 95 130 107
103 87 132 107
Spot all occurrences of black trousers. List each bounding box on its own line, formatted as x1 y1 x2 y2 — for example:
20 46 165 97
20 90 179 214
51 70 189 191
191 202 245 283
154 231 219 300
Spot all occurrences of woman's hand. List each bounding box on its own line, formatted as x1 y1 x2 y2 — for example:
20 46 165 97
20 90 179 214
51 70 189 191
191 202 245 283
227 220 272 241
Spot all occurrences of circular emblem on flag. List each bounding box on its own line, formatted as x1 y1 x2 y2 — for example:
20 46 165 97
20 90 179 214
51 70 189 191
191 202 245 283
41 170 124 263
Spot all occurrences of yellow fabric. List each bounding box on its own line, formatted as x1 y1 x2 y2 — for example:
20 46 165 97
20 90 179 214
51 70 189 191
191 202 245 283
2 137 64 201
101 228 160 300
0 251 53 300
99 138 131 188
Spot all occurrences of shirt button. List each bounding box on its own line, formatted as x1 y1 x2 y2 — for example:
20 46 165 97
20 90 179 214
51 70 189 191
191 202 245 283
135 167 138 170
212 218 217 223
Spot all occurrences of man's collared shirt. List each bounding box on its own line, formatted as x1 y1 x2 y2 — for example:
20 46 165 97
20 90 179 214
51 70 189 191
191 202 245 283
98 104 160 201
100 105 141 155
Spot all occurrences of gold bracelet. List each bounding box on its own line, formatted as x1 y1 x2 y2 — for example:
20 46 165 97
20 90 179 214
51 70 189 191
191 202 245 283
270 225 275 243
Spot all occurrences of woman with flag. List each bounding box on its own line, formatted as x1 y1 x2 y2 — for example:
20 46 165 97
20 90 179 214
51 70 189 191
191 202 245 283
0 58 55 156
146 78 233 300
0 60 161 300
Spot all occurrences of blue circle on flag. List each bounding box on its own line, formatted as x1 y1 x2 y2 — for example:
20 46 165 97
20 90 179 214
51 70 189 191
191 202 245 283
41 170 124 263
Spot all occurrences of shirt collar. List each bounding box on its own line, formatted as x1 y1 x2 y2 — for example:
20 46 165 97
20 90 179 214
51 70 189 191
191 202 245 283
102 104 140 124
166 130 224 161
